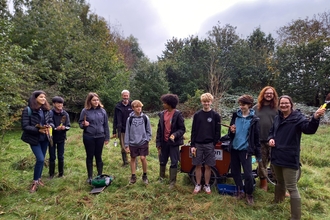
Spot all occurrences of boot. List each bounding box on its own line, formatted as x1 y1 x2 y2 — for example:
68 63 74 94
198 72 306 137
86 163 93 184
260 178 268 191
290 198 301 220
49 161 55 179
169 167 177 189
274 184 286 203
96 162 103 176
58 161 64 177
121 152 128 167
159 165 166 181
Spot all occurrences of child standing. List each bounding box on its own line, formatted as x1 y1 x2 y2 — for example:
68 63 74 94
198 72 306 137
124 100 152 184
190 93 220 194
228 94 261 205
49 96 70 178
156 94 186 189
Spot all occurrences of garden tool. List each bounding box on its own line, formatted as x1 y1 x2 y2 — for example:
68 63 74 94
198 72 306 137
258 161 276 185
59 115 66 126
321 93 330 109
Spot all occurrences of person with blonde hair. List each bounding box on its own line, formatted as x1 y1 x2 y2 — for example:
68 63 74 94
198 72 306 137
78 92 110 184
190 93 220 194
125 100 152 185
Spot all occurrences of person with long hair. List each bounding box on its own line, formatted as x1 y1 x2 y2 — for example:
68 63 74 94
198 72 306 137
268 95 325 220
253 86 278 191
78 92 110 184
21 90 54 193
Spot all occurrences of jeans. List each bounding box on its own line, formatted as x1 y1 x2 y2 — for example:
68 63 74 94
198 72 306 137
30 140 49 181
49 141 65 163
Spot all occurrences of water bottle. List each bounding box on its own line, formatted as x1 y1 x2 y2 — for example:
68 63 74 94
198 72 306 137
114 139 118 147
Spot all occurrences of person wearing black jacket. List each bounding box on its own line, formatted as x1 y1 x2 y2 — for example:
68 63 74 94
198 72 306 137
21 90 54 193
113 90 133 166
49 96 70 178
156 94 186 189
268 95 325 220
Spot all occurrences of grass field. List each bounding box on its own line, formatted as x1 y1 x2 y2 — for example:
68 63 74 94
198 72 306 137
0 117 330 220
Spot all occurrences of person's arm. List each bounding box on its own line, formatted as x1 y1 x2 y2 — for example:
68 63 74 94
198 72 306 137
112 107 118 135
145 115 152 142
103 110 110 143
214 113 221 145
21 107 39 133
171 111 186 142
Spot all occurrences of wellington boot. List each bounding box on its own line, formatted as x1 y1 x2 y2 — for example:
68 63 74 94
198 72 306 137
121 152 128 167
169 167 177 189
86 163 93 184
260 178 268 191
159 165 166 181
290 198 301 220
58 161 64 177
49 162 55 179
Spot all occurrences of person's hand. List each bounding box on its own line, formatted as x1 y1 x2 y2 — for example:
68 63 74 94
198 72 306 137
39 128 47 134
104 140 109 145
230 124 236 133
157 146 161 156
191 147 196 157
314 107 326 119
169 134 175 142
125 146 130 153
83 120 89 127
269 139 275 147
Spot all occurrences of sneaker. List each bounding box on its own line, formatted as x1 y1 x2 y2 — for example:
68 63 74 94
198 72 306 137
38 179 45 187
130 175 137 184
193 184 201 194
203 184 211 194
142 175 149 185
29 182 38 193
246 194 254 205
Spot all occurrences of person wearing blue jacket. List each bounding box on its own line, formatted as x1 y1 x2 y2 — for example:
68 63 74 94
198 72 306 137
21 90 54 193
268 95 325 220
229 94 261 205
78 92 110 184
124 100 152 185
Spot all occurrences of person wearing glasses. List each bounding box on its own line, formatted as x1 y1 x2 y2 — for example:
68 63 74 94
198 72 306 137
253 86 278 191
268 95 325 220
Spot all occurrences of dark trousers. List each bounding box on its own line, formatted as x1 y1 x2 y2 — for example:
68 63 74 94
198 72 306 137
83 136 105 166
49 141 65 163
30 140 49 181
230 149 254 195
159 142 179 168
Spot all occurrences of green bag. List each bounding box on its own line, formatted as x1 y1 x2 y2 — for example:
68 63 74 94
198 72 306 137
91 174 114 187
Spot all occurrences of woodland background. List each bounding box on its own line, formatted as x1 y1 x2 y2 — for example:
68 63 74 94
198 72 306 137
1 0 330 135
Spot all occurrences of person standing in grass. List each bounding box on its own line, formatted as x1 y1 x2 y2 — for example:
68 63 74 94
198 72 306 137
21 90 54 193
78 92 110 184
190 93 220 194
124 100 152 185
228 94 261 205
113 90 133 167
156 94 186 189
253 86 278 191
48 96 70 179
268 95 325 220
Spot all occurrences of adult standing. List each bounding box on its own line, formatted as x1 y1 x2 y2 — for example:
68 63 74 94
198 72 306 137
21 90 54 193
268 95 325 220
78 92 110 184
113 90 133 167
253 86 278 191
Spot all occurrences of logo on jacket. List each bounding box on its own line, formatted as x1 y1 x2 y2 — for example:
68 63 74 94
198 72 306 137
132 118 144 127
207 117 212 122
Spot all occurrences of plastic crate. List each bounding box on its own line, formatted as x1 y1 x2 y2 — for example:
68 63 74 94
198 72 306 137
217 184 243 196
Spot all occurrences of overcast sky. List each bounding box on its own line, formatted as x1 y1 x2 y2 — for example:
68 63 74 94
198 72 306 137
87 0 329 61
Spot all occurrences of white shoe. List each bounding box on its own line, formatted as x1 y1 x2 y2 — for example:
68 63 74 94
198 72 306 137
193 184 201 194
203 184 211 194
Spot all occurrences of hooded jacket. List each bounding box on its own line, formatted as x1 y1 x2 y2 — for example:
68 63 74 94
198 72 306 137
124 112 152 147
156 109 186 147
268 110 320 170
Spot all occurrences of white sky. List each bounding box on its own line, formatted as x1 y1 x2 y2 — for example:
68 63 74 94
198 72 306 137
78 1 329 61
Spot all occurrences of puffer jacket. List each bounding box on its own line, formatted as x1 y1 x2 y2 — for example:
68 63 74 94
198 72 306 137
269 110 320 170
21 107 54 146
156 110 186 147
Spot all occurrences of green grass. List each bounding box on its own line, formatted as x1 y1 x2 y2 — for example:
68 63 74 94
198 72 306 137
0 118 330 220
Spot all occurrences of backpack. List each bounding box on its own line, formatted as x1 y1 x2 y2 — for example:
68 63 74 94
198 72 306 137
128 114 147 129
91 174 114 187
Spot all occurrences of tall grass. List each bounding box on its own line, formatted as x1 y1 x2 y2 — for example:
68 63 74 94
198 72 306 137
0 118 329 220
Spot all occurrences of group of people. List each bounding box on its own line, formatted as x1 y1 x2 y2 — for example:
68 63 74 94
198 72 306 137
22 87 326 220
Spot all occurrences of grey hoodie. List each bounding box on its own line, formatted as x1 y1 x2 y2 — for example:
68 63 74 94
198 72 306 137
124 112 152 147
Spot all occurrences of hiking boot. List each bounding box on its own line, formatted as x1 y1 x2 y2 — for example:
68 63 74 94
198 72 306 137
130 175 137 184
142 175 149 185
38 179 45 187
246 194 254 205
30 181 38 193
203 184 211 194
236 192 245 200
193 184 201 194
